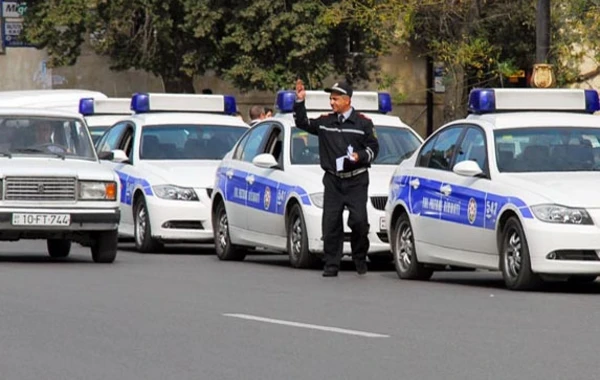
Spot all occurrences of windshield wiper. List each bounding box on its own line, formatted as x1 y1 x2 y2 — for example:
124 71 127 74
0 151 12 158
12 148 65 160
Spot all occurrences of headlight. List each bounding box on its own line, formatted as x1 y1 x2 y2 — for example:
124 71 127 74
310 192 324 208
153 185 198 201
531 204 593 225
79 181 117 201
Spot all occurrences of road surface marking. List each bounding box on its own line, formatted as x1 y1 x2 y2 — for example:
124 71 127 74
223 313 390 338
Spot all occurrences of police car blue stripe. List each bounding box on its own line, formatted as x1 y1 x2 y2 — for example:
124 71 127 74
216 167 312 215
390 175 533 230
115 169 153 205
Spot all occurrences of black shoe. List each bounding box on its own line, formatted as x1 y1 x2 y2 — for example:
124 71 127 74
322 267 338 277
355 260 367 275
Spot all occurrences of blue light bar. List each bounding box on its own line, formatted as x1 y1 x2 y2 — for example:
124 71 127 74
468 89 496 114
79 98 95 116
378 92 392 113
224 95 237 115
584 89 600 113
130 92 236 114
276 90 296 113
131 93 150 113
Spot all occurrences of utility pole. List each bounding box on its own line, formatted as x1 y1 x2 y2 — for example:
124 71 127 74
531 0 555 88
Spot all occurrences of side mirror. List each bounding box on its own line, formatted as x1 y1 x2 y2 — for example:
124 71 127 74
453 160 483 177
252 153 278 169
97 151 114 161
111 149 129 163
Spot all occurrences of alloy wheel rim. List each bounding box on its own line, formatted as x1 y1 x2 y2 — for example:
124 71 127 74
218 212 229 252
504 230 522 279
135 207 147 246
290 217 302 260
395 222 413 272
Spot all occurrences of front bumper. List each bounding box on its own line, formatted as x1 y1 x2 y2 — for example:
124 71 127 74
146 191 214 243
525 215 600 275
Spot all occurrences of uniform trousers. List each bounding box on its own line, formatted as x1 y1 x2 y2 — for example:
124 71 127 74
322 170 370 270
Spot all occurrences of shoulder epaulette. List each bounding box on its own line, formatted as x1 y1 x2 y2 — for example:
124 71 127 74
357 113 371 120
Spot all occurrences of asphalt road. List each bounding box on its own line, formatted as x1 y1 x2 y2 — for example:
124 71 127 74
0 240 598 380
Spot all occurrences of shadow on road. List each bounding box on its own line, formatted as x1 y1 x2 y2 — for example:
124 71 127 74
118 242 216 256
242 253 395 272
0 254 91 264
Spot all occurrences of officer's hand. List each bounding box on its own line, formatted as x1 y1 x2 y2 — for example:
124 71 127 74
295 79 306 101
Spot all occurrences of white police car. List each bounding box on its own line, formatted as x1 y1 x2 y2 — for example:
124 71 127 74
211 90 423 267
96 93 249 252
79 97 132 145
0 107 120 262
386 88 600 290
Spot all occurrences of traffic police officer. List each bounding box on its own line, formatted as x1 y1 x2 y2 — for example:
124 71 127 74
293 79 379 277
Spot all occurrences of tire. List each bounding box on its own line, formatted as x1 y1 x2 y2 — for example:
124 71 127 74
287 204 320 268
392 213 433 280
47 239 71 258
213 201 246 261
91 230 118 263
368 253 393 265
134 197 163 253
499 216 542 290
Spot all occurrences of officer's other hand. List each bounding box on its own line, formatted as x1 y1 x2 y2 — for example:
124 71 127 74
295 79 306 101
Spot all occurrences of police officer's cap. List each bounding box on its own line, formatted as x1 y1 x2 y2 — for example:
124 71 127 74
324 81 353 98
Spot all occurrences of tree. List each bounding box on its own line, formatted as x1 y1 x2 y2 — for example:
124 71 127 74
199 0 389 92
24 0 226 92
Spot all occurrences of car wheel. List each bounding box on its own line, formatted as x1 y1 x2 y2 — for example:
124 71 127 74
91 230 118 263
287 204 320 269
499 216 542 290
213 201 246 261
134 197 163 253
368 253 393 266
392 213 433 280
47 239 71 258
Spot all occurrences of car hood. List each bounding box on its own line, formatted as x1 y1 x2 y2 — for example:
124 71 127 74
0 157 115 181
504 172 600 208
289 164 396 196
139 160 220 188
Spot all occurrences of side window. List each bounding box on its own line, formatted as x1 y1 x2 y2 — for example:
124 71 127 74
241 123 271 163
454 127 487 171
417 135 438 167
120 126 135 161
427 127 464 171
263 125 283 166
233 130 251 160
97 123 127 153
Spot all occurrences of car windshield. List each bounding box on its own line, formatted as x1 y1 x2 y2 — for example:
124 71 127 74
290 126 421 165
90 126 109 145
140 124 247 160
495 127 600 172
0 116 95 159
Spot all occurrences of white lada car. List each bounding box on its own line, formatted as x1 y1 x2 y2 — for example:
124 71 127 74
211 90 423 268
386 88 600 290
78 97 132 145
0 108 120 262
96 93 248 252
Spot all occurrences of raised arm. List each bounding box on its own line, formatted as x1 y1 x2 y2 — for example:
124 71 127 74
292 79 320 135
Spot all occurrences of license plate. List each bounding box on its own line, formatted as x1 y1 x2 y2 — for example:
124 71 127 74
12 213 71 226
379 216 386 231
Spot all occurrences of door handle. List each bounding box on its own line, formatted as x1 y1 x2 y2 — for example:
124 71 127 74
409 178 420 189
440 184 452 196
226 170 234 179
246 175 255 185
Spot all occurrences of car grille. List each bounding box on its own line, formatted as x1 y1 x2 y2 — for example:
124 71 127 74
4 177 77 201
370 196 388 211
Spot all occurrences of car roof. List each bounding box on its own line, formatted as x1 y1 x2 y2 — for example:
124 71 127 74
0 107 85 119
130 112 250 127
274 112 416 130
465 112 600 131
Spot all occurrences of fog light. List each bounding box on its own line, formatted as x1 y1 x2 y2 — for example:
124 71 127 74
547 252 556 260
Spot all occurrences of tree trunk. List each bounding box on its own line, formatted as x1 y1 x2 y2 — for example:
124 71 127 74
162 73 195 93
442 64 466 123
